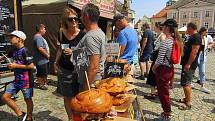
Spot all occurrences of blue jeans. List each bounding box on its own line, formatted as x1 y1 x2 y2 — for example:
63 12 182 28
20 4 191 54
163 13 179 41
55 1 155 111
198 52 206 84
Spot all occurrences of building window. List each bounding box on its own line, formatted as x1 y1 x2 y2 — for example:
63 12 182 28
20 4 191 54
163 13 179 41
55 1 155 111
194 12 199 18
182 13 187 19
205 11 210 17
173 13 176 19
182 23 186 27
204 22 209 28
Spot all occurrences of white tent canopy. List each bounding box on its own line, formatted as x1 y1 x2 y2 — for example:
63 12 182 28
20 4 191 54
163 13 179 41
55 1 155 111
178 26 187 32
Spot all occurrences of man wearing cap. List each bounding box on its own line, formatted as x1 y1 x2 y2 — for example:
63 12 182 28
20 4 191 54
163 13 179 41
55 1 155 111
113 13 138 66
1 31 34 121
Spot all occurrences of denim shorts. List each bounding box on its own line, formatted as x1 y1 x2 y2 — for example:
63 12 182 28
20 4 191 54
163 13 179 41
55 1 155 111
5 83 33 99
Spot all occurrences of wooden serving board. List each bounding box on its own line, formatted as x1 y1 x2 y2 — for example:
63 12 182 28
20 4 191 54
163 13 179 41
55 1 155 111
111 94 137 113
105 116 137 121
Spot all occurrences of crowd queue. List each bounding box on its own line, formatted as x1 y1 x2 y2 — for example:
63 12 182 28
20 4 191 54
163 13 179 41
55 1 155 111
0 3 215 121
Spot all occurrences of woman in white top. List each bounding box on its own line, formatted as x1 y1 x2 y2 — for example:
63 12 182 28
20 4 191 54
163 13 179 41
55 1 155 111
196 27 215 94
146 22 165 99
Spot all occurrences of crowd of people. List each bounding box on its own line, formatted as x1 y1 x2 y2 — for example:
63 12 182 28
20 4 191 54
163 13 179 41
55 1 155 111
0 3 215 121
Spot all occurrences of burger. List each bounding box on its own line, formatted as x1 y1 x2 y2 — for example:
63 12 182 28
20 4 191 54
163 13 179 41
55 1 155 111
112 94 127 106
96 78 126 96
70 89 112 113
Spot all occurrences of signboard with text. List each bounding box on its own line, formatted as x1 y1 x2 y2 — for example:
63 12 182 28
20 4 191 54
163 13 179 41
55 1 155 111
68 0 115 19
0 0 22 72
104 62 124 78
105 43 119 56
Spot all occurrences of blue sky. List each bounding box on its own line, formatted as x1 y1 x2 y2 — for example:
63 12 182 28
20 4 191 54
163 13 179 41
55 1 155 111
119 0 168 21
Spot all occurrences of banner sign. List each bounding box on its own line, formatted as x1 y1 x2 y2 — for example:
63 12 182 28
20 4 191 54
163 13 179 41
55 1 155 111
68 0 115 19
0 0 22 72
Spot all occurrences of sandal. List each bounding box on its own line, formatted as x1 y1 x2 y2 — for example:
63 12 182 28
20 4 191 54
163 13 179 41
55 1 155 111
176 98 186 103
178 103 191 110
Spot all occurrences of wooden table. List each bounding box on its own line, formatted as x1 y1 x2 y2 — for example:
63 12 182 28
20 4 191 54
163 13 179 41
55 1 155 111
116 89 145 121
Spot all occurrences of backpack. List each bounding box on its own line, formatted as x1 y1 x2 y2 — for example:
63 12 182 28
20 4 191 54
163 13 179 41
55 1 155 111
171 39 181 64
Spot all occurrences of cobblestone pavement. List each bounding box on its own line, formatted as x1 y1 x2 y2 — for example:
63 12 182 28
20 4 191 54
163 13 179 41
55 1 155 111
0 53 215 121
134 52 215 121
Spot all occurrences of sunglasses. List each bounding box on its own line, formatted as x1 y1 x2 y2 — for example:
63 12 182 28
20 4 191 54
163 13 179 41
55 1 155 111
67 17 79 22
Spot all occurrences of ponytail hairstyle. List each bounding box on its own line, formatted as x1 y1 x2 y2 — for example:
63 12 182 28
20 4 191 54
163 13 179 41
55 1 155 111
163 19 184 56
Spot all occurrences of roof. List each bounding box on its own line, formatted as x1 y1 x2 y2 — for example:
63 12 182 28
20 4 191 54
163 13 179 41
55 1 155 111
151 6 171 19
22 0 66 6
170 0 215 9
22 1 67 14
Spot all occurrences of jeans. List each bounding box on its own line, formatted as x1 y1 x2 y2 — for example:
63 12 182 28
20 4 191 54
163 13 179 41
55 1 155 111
198 52 206 84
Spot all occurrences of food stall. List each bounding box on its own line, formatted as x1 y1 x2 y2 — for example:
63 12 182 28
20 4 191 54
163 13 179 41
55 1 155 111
71 43 145 121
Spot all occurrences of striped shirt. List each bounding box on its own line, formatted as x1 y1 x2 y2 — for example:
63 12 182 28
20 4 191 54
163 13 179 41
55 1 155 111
155 38 173 67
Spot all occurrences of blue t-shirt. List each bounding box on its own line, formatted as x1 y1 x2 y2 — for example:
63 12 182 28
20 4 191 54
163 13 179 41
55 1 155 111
33 35 49 65
117 26 138 64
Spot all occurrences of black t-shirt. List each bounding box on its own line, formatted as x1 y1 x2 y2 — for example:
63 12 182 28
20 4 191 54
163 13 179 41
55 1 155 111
181 33 201 69
141 29 154 53
58 31 85 70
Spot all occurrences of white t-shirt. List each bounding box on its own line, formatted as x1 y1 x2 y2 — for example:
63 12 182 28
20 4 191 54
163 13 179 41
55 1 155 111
202 35 213 57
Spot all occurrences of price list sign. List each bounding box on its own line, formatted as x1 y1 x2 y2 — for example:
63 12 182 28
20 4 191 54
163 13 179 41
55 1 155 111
0 0 21 72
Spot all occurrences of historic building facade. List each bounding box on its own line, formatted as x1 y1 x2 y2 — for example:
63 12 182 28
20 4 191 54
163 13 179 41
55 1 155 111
167 0 215 29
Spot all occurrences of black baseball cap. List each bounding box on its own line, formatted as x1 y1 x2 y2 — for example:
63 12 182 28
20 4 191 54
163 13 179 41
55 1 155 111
162 19 178 28
113 13 125 23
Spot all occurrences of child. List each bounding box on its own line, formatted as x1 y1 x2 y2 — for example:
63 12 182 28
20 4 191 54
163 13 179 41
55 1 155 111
1 31 34 121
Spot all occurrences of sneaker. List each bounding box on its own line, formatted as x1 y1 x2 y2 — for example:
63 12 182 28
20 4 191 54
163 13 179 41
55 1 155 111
144 72 148 78
191 83 195 89
26 117 33 121
196 80 201 85
136 75 145 80
201 87 210 94
17 112 27 121
38 85 48 90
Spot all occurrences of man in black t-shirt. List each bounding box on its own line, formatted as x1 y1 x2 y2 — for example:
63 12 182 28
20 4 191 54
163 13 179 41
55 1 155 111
179 23 201 110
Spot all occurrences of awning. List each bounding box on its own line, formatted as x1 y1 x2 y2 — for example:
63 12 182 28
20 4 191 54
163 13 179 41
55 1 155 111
178 26 187 32
68 0 114 19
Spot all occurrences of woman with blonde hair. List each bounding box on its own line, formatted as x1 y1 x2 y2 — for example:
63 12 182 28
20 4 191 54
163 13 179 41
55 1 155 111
54 7 85 120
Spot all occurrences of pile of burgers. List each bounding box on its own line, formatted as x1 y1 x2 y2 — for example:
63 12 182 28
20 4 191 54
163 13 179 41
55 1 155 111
70 59 131 121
